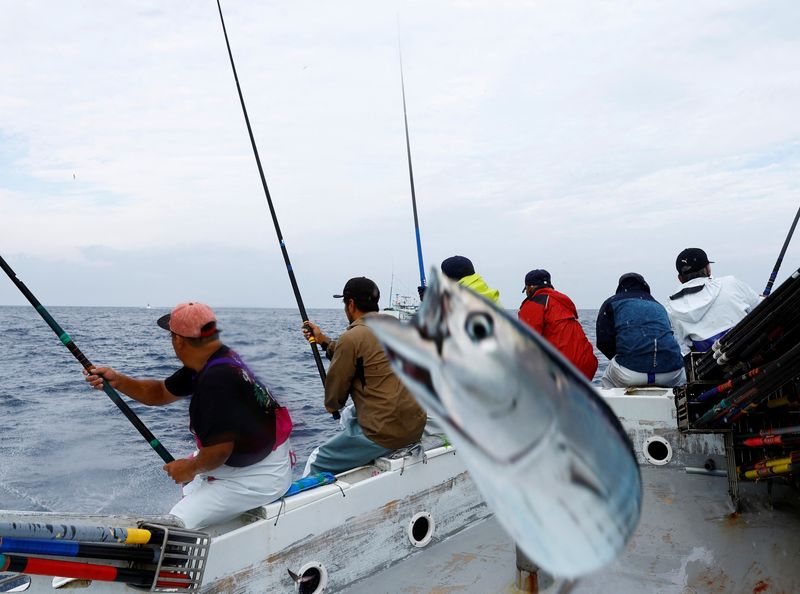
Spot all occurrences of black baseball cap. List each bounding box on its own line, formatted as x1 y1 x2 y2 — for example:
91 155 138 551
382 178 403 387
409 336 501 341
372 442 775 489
523 269 551 292
334 277 380 303
676 248 714 274
441 256 475 280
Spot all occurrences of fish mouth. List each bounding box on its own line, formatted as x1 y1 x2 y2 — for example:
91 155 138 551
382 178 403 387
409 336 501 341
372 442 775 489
366 314 447 418
367 312 528 466
383 344 440 405
368 270 536 464
378 335 490 455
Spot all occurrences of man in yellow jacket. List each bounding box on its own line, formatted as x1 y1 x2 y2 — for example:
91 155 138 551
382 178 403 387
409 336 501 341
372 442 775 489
440 255 501 303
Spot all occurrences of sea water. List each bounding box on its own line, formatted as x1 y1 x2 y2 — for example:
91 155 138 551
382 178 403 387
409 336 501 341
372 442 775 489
0 305 603 515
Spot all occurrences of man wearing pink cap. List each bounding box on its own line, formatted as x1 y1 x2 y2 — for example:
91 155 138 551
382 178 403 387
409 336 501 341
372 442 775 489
85 302 293 529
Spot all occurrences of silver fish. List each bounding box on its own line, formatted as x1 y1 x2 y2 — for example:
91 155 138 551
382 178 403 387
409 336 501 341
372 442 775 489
365 270 642 578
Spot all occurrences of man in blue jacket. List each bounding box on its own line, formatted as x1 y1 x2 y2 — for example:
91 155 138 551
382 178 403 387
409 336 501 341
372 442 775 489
596 273 686 388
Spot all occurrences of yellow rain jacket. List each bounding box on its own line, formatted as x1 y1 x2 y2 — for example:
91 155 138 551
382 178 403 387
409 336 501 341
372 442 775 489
459 273 501 304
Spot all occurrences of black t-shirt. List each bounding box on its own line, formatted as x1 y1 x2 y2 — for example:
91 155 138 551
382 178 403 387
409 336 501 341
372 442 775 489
164 346 277 467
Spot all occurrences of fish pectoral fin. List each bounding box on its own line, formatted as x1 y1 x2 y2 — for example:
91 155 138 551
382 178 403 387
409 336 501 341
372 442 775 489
568 458 608 500
287 569 314 584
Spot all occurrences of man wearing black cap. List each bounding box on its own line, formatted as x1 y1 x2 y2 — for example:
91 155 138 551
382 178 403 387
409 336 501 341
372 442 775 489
597 273 685 388
438 255 501 303
518 269 598 381
666 248 760 354
302 277 427 475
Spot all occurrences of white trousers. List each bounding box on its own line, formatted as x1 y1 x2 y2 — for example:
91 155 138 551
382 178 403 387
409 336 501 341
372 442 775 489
600 357 686 389
170 440 292 529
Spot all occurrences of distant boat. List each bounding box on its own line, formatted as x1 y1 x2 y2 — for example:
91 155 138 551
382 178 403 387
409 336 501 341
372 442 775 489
145 304 151 310
382 294 418 321
3 276 800 592
382 272 419 321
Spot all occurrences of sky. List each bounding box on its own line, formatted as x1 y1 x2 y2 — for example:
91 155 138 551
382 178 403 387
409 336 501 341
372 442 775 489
1 0 799 310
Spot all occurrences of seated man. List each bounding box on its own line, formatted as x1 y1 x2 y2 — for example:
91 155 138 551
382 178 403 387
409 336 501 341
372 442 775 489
666 248 761 354
596 273 686 388
303 277 427 475
86 302 292 529
439 255 501 303
518 269 598 381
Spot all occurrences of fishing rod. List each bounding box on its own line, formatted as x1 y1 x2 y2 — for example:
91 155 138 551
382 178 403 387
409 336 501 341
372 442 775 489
738 451 800 480
0 254 174 464
727 347 800 425
763 203 800 296
0 537 160 563
696 268 800 377
397 33 426 292
693 341 800 428
740 462 799 480
693 368 761 403
0 553 188 589
713 283 800 369
741 434 800 448
215 1 331 407
738 424 800 440
0 522 153 544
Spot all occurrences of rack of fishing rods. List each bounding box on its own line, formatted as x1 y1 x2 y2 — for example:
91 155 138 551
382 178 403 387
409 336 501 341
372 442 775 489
675 267 800 492
0 521 209 592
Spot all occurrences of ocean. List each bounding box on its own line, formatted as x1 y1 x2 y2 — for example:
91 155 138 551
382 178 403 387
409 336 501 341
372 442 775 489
0 305 604 516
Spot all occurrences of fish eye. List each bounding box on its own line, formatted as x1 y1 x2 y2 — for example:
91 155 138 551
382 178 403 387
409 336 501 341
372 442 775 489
465 313 494 342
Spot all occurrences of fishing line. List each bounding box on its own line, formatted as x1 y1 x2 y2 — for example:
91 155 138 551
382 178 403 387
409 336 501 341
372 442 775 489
215 0 330 398
0 254 174 464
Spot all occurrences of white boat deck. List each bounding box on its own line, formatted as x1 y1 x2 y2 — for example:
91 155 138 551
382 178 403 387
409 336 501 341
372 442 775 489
345 465 800 594
2 389 799 593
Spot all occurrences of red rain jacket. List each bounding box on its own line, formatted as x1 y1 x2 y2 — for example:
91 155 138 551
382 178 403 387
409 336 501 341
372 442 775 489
518 287 598 381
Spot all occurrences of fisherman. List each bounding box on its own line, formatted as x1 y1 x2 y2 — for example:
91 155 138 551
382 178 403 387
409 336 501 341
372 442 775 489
435 255 501 303
666 248 761 354
85 302 292 529
596 273 686 388
518 269 598 381
364 272 642 577
302 277 427 475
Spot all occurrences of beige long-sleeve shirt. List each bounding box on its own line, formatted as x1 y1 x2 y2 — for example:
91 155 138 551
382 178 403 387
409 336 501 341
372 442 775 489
323 313 426 450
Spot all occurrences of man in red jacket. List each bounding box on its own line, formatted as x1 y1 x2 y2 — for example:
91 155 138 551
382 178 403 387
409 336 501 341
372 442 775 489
518 269 598 381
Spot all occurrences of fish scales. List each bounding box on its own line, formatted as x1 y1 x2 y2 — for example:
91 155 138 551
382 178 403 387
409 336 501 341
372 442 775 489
365 270 642 578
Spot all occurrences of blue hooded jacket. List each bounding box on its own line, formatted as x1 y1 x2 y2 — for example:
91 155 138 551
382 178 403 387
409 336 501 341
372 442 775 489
596 273 684 374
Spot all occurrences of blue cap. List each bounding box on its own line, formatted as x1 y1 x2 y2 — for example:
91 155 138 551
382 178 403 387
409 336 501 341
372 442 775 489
617 272 650 294
523 269 551 292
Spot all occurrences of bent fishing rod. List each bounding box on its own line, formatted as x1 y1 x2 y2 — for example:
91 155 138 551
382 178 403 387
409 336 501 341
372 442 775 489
0 254 174 463
215 1 335 416
398 38 426 291
763 203 800 296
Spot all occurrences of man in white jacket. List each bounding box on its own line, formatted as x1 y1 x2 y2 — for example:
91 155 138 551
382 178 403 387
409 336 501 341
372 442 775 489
666 248 761 355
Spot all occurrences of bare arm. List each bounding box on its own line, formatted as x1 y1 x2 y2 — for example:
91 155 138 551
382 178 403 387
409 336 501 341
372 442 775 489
162 442 234 484
85 367 179 406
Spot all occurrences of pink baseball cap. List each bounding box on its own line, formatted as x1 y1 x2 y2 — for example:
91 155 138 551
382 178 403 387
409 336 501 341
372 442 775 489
157 302 220 338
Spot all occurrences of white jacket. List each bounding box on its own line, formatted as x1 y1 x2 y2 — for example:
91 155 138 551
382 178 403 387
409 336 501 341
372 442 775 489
665 275 761 355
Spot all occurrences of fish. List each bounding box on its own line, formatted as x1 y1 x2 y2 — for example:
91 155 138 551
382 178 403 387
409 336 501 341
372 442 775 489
364 270 642 578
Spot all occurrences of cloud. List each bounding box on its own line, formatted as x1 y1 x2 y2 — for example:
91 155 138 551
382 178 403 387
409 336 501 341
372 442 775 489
1 0 799 309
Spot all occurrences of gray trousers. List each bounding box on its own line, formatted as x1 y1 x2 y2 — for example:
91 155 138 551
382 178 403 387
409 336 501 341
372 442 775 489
303 410 391 476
